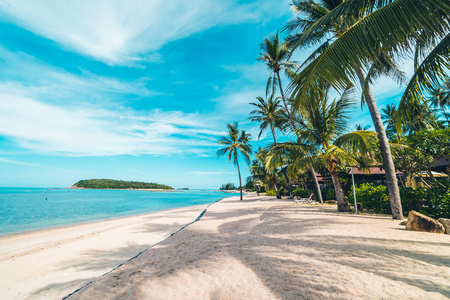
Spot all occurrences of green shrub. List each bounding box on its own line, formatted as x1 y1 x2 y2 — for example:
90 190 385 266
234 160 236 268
400 184 450 219
278 187 288 196
348 182 450 218
326 189 336 201
347 183 390 214
293 188 308 198
266 190 276 196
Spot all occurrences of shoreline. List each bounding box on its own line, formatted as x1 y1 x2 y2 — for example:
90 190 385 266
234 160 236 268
0 199 227 299
3 194 448 299
1 190 236 238
0 202 210 240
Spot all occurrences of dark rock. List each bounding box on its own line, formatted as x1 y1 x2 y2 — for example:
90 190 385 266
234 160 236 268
405 211 445 234
438 218 450 234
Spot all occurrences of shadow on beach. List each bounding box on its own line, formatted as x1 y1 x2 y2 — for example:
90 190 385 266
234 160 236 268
53 199 450 299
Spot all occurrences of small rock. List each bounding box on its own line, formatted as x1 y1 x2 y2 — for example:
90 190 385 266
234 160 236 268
405 211 445 234
399 219 408 226
324 200 337 204
438 218 450 234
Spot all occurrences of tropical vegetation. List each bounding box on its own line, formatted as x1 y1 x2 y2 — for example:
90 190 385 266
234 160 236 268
217 122 253 201
216 0 449 220
73 179 173 190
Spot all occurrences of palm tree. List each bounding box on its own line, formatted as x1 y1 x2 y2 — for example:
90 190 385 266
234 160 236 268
248 95 295 198
257 33 298 115
250 148 282 199
248 95 284 142
355 124 371 131
269 84 378 211
292 84 367 211
217 122 253 201
381 103 400 141
258 33 324 202
428 79 450 127
283 0 447 219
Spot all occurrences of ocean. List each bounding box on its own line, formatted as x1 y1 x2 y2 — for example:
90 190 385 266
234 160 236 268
0 187 238 236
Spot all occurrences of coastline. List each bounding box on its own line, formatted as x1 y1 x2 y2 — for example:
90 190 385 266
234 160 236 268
71 195 450 300
0 201 218 300
0 188 235 238
2 194 449 299
0 203 209 240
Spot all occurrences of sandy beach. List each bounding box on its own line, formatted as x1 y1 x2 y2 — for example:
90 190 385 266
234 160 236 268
0 204 210 299
2 195 450 299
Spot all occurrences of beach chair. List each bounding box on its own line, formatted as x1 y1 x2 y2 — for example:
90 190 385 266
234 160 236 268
294 193 315 204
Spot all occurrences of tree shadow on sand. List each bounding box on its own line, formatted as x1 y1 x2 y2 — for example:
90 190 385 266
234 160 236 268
67 203 450 299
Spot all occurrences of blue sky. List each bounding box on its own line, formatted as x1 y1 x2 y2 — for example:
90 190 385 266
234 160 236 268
0 0 409 188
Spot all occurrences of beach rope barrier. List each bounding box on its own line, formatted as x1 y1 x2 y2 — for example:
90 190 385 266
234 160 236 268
62 197 226 299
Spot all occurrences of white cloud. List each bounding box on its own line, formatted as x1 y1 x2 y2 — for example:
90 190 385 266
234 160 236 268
0 94 222 156
0 0 290 65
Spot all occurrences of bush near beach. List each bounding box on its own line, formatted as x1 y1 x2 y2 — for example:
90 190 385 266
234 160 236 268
348 182 450 219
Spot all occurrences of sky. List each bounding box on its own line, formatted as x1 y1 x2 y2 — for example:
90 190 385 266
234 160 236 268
0 0 410 189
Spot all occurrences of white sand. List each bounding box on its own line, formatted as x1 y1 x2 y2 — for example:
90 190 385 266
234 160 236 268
2 195 450 299
0 204 209 299
70 195 450 300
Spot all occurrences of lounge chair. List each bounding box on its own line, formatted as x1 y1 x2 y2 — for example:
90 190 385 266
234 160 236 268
294 193 315 204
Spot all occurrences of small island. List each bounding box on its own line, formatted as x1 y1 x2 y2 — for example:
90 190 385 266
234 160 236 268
69 179 173 190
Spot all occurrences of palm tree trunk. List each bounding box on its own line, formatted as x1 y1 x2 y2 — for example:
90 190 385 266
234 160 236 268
276 75 322 202
329 169 350 212
270 125 277 144
277 71 322 202
273 181 281 199
236 155 243 201
355 67 404 220
309 166 323 203
282 169 294 199
276 71 291 117
271 125 294 199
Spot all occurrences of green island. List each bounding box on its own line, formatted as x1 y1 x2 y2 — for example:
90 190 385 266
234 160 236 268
71 179 173 190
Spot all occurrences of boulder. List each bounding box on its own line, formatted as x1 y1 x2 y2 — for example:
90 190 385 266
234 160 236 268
405 211 445 234
438 218 450 234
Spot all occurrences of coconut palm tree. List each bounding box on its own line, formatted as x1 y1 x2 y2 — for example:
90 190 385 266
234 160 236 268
268 84 378 211
258 34 324 202
428 79 450 127
217 122 253 201
248 95 295 198
257 33 298 115
282 0 448 219
250 147 282 199
248 94 284 142
381 103 400 141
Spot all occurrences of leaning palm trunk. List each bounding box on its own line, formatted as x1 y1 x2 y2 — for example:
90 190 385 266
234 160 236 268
277 77 324 202
309 166 323 203
356 67 404 219
236 155 243 201
329 169 350 212
282 169 294 199
273 181 281 199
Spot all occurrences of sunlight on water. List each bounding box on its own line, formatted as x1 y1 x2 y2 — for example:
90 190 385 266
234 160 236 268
0 188 237 236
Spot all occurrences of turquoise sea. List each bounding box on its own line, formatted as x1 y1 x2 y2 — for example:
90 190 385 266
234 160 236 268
0 187 238 236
